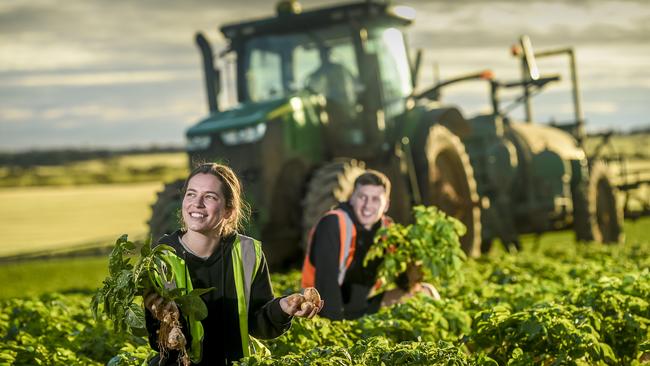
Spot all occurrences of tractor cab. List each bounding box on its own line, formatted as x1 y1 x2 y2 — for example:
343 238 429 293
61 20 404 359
191 1 416 159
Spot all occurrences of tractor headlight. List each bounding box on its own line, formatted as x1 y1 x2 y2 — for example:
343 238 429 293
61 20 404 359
186 135 212 151
220 123 267 146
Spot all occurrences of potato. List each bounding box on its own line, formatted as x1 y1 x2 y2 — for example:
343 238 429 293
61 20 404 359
303 287 321 304
286 293 305 308
167 326 187 350
300 301 314 312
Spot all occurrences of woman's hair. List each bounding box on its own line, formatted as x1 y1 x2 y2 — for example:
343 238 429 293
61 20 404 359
181 162 250 236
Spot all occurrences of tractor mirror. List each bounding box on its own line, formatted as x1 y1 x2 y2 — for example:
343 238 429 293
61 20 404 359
519 35 539 81
411 48 422 89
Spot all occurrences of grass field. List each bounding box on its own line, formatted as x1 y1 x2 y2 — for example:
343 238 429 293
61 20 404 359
0 256 108 299
0 182 163 257
0 152 188 187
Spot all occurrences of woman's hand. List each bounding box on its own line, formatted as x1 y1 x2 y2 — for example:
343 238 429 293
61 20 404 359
279 288 324 319
144 291 179 321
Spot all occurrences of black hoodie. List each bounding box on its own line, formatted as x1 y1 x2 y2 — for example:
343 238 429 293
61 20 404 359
145 230 292 365
308 202 384 320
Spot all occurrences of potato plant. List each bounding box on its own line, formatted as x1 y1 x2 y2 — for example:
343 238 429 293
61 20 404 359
364 205 467 291
90 235 213 366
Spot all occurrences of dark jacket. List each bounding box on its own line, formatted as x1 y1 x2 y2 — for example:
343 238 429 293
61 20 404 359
145 230 292 365
309 202 383 320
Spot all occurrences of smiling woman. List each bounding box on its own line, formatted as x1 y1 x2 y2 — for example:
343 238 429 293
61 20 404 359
0 182 161 257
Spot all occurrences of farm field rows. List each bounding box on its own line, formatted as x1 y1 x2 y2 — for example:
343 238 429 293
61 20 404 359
1 218 648 365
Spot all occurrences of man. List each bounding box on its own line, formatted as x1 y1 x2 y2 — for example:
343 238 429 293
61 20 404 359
301 170 393 320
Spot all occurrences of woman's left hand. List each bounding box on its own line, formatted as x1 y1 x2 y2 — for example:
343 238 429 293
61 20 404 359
279 292 324 319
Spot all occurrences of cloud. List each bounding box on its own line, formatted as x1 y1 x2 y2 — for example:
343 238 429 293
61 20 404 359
0 0 648 150
5 69 195 87
406 1 650 47
0 107 34 122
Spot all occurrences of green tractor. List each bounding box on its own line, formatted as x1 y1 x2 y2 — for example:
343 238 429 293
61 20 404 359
430 35 624 252
149 0 622 269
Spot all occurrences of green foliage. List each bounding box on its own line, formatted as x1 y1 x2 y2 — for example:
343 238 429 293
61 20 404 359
0 293 146 366
0 256 108 300
91 235 213 335
365 205 467 289
2 221 650 365
236 337 482 366
472 302 617 365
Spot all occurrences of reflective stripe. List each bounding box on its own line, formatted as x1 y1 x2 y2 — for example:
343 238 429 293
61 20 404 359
156 250 204 363
232 234 264 357
337 212 355 285
240 235 256 310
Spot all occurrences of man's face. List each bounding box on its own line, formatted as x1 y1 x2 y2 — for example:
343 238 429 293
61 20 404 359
349 184 389 230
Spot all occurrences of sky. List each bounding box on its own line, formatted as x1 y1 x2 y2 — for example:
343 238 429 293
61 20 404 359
1 0 648 151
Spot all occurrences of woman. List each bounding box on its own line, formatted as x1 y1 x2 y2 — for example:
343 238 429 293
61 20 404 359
145 163 322 365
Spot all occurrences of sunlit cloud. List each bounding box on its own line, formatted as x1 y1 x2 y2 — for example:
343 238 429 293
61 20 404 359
581 101 619 115
37 99 202 127
0 43 101 71
0 108 34 122
8 70 195 87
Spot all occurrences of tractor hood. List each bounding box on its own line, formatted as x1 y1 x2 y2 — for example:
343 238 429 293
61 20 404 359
186 98 290 137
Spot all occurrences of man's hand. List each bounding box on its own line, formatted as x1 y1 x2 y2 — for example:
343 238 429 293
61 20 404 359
380 281 441 308
409 282 441 300
279 289 324 319
380 288 407 307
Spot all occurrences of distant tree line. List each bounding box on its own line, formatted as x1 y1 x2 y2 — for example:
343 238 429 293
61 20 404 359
0 146 184 168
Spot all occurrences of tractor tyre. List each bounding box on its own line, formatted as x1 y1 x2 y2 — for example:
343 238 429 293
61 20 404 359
301 159 366 249
148 179 184 242
573 161 623 243
414 125 482 257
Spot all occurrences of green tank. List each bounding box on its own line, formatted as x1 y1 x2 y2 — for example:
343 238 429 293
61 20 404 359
149 1 622 269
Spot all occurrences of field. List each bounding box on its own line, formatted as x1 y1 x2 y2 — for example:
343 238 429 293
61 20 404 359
0 140 648 365
0 182 163 257
0 152 188 188
0 151 188 258
1 218 648 365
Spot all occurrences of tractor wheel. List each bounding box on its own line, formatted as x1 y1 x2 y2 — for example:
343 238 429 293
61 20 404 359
148 179 184 242
414 125 482 257
301 159 366 249
574 161 623 243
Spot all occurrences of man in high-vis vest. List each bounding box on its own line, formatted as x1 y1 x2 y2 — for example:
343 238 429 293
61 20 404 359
302 170 394 320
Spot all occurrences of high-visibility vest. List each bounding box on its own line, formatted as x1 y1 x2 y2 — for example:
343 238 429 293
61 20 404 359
301 209 392 289
155 234 269 363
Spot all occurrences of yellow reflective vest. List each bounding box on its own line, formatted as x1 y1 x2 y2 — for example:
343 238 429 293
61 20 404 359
154 234 268 363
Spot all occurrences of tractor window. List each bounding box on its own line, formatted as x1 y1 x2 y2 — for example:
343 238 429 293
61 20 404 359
296 36 359 109
242 25 359 105
367 27 413 116
246 48 283 101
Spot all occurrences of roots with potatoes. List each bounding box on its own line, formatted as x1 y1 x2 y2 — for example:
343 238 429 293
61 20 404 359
151 300 190 366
